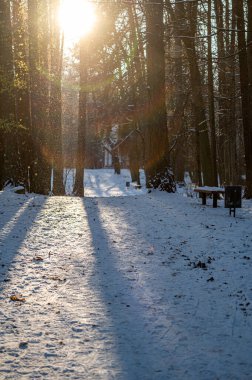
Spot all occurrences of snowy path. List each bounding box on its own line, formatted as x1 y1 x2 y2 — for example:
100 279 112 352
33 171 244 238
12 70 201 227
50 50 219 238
1 175 252 379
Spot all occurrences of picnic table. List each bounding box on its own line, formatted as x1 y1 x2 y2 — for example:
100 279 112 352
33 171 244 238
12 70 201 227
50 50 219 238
194 186 225 208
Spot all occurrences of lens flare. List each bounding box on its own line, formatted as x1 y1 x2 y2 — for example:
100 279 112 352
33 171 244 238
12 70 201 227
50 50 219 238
59 0 96 41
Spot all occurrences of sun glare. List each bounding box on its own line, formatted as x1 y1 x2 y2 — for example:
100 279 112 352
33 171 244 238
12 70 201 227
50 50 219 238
59 0 96 41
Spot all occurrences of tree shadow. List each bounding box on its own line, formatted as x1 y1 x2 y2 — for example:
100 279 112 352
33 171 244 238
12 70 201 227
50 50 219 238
0 195 46 291
0 192 31 231
82 198 170 379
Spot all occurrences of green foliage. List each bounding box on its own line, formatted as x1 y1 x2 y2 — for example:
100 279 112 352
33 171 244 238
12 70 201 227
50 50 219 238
0 118 27 134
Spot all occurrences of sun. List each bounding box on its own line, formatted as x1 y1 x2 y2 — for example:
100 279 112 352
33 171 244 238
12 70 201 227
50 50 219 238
59 0 96 41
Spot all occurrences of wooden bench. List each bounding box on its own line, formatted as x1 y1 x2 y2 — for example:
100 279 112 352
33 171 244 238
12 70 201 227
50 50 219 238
194 186 225 208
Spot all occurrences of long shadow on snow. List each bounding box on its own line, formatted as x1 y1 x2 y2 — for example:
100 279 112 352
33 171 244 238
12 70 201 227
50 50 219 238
0 195 46 291
83 198 167 380
0 193 31 231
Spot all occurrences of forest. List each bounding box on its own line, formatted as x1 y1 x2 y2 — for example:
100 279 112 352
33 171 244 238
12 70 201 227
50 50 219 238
0 0 252 197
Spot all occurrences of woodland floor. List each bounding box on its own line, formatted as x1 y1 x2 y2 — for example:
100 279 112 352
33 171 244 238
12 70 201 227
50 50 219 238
0 169 252 380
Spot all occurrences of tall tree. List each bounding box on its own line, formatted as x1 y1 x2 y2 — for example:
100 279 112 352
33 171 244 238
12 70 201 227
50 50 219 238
49 0 64 195
207 0 218 186
12 0 34 187
180 1 215 186
234 0 252 197
28 0 51 194
74 37 87 196
0 0 15 187
214 0 228 183
144 0 175 191
247 0 252 138
167 0 190 181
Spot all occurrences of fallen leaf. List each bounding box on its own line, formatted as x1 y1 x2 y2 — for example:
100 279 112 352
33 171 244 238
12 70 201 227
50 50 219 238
33 256 43 261
10 295 26 302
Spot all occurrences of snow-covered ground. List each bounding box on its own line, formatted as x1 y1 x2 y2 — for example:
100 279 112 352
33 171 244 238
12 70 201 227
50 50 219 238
64 168 146 197
0 169 252 380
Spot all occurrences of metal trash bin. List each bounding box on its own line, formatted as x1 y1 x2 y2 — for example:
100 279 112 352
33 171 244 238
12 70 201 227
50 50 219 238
225 186 242 217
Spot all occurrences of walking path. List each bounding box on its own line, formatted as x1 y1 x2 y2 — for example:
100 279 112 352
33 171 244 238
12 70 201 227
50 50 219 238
1 170 252 379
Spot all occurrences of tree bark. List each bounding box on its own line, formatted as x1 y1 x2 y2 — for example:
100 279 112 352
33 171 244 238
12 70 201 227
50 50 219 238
208 0 218 186
247 0 252 151
0 0 15 187
181 2 214 186
28 0 51 194
49 0 64 195
234 0 252 197
74 38 87 196
12 0 35 188
144 0 175 191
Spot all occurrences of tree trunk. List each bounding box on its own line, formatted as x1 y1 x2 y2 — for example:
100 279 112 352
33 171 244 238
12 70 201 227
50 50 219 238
208 0 218 186
234 0 252 197
248 0 252 83
74 38 87 196
28 0 51 194
181 2 215 186
0 0 15 187
228 1 239 184
49 0 64 195
144 0 175 191
185 43 214 186
214 0 227 184
12 0 34 188
247 0 252 149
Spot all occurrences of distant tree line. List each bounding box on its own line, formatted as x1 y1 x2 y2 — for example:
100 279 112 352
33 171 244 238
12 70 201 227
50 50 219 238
0 0 252 197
